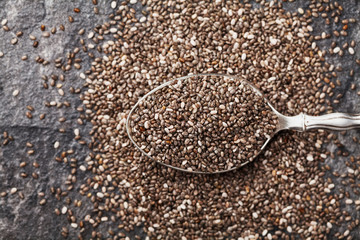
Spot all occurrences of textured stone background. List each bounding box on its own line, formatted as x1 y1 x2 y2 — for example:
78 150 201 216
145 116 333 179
0 0 359 239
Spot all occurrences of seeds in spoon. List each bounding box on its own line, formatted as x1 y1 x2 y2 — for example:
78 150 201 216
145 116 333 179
130 75 278 172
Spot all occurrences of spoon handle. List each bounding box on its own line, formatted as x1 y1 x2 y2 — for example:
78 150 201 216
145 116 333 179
304 113 360 131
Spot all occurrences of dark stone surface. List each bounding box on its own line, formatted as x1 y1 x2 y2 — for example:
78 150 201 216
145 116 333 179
0 0 359 239
0 1 110 239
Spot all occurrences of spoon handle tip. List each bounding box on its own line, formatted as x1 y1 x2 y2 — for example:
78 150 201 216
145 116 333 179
304 113 360 131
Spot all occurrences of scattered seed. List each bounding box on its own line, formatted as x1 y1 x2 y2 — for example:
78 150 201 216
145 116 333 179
11 38 18 45
1 19 8 26
39 199 47 205
10 188 17 194
42 32 50 38
26 112 33 119
27 149 35 155
54 141 60 149
139 16 146 23
16 31 23 37
348 47 355 55
55 208 60 215
12 89 19 96
78 29 85 35
32 172 39 179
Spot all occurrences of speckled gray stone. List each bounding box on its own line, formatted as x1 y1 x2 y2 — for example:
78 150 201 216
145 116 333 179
0 1 109 239
0 0 360 239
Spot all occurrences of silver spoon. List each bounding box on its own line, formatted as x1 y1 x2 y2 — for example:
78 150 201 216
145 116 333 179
126 73 360 174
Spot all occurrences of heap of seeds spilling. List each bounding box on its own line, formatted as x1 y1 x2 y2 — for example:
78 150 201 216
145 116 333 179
2 0 358 239
79 0 357 239
129 75 278 172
